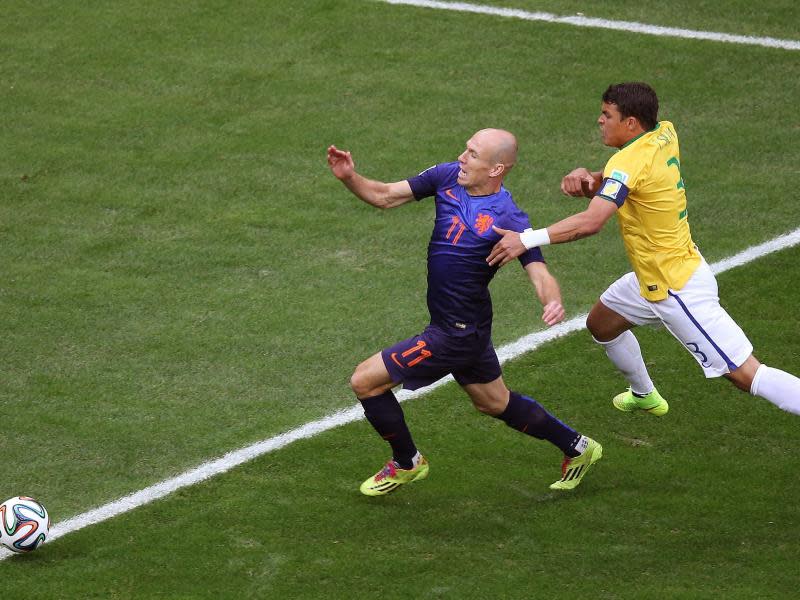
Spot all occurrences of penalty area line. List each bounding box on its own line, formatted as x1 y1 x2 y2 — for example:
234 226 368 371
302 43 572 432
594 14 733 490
379 0 800 51
2 227 799 559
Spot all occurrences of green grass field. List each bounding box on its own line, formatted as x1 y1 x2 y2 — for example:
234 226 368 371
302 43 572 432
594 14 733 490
1 0 798 597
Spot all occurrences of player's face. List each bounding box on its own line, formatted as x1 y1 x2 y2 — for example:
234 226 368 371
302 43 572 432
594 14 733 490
457 135 492 191
598 102 634 148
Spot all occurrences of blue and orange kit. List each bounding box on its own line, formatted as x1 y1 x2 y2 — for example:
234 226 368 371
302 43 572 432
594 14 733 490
407 162 544 332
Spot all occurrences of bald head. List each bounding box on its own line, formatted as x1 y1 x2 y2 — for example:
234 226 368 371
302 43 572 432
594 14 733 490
457 128 519 195
475 128 518 172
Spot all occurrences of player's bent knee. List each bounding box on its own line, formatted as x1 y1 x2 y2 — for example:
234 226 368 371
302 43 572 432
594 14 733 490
586 308 611 341
463 379 510 416
350 366 373 398
585 311 598 336
587 304 633 342
724 371 753 393
469 391 509 416
350 355 396 399
473 400 502 416
349 370 363 396
725 355 761 393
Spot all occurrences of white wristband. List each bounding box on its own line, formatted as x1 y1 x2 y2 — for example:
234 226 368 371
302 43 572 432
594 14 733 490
520 227 551 249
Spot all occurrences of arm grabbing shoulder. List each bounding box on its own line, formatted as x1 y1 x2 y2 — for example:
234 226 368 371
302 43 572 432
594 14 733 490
524 261 565 326
487 196 618 267
547 195 618 243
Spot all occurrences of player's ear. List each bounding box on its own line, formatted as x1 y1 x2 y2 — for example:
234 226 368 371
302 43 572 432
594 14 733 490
489 163 505 178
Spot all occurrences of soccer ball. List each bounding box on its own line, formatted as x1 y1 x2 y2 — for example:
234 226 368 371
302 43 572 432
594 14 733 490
0 496 50 553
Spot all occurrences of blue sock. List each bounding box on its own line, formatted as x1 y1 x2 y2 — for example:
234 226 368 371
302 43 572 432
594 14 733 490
497 392 581 457
360 390 418 469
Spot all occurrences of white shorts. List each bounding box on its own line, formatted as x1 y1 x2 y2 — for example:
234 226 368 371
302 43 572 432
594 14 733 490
599 260 753 378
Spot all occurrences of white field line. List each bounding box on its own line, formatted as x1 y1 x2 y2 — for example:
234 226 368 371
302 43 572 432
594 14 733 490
2 227 798 559
381 0 800 51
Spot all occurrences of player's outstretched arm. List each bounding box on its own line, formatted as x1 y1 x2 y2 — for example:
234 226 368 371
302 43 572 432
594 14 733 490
487 196 618 267
544 196 618 243
561 168 603 198
326 145 415 209
524 261 564 326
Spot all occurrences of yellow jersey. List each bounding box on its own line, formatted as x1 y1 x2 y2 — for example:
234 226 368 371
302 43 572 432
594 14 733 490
597 120 701 301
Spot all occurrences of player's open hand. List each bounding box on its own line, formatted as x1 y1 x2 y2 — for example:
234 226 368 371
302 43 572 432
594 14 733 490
541 300 565 326
561 167 598 198
487 226 526 267
327 145 355 181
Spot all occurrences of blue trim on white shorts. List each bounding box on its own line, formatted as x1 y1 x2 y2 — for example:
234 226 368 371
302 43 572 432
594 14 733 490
668 290 738 372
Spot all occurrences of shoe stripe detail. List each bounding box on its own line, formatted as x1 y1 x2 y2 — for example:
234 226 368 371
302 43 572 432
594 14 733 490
371 482 400 493
564 465 584 481
551 442 601 490
363 457 430 495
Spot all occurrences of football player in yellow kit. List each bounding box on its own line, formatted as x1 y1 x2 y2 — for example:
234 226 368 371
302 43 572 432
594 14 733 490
487 82 800 416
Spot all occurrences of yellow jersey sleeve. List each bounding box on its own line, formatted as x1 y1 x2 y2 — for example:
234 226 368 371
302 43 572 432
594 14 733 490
601 121 701 301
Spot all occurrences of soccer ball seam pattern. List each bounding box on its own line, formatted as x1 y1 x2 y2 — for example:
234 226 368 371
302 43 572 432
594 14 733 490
0 496 50 553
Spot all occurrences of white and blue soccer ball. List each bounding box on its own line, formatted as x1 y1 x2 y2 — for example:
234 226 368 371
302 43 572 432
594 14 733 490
0 496 50 553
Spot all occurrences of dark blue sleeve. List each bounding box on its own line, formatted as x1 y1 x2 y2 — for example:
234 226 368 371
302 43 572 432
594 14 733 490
519 246 545 267
407 162 459 200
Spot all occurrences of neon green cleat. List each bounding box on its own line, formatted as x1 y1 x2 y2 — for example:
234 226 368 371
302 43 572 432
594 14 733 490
360 456 429 496
613 388 669 416
550 438 603 491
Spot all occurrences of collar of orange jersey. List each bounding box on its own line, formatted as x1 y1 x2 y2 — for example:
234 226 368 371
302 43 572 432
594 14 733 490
621 122 660 149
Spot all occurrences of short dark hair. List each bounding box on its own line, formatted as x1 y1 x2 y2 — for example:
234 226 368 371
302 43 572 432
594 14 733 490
602 82 659 130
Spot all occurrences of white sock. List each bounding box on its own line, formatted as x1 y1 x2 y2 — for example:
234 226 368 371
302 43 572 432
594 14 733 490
750 365 800 416
594 330 655 396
